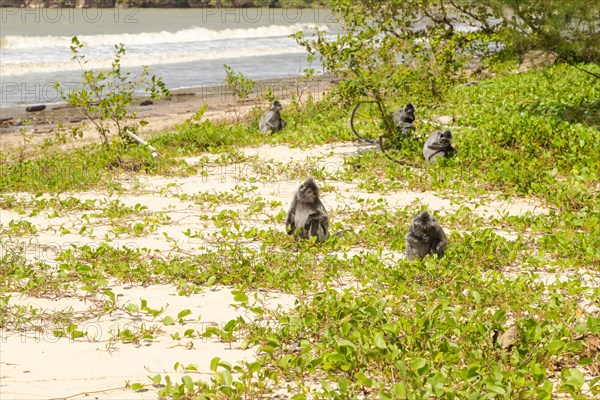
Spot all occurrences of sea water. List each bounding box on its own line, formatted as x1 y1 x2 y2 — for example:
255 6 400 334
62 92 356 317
0 7 338 107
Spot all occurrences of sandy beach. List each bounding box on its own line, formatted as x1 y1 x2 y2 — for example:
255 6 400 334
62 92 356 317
0 137 568 398
0 74 335 151
1 65 598 398
0 73 342 398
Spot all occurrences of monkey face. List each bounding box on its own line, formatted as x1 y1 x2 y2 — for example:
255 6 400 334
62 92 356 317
298 178 319 203
413 227 430 241
393 103 416 125
412 211 435 234
403 103 415 122
273 100 283 111
438 130 453 146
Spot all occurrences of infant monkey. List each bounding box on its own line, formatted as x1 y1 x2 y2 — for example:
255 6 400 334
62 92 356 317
259 100 287 133
405 210 447 260
286 177 329 242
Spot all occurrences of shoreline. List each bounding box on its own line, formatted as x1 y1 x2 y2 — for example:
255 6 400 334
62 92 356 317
0 73 336 151
0 3 328 9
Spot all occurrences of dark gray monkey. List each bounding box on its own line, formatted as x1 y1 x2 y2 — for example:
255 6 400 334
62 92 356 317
259 100 287 133
286 177 329 242
405 210 447 260
423 129 456 162
392 103 416 134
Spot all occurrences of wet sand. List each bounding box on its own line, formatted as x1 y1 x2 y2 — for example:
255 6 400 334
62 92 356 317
0 74 336 151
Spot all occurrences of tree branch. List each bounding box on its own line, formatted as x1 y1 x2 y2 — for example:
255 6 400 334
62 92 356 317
552 53 600 80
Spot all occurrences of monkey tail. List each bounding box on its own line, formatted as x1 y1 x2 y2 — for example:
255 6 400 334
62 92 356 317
378 135 413 166
350 101 377 144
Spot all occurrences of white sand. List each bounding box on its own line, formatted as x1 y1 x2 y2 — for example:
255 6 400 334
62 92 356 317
2 285 294 399
0 141 577 399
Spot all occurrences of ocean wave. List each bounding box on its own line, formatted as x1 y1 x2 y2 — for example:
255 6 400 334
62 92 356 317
1 46 307 76
0 23 327 50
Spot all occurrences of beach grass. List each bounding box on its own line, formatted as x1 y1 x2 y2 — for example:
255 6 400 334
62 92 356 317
0 63 599 398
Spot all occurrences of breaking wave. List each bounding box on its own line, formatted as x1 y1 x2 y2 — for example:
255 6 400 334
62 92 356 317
1 46 306 76
0 23 327 49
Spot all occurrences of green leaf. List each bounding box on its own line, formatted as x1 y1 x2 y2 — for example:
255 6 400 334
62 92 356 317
259 345 275 354
535 380 553 398
103 289 116 302
471 290 481 303
487 385 506 395
220 369 233 386
338 376 348 392
232 290 248 303
547 339 565 356
126 303 139 313
577 357 593 365
531 362 546 383
412 358 427 371
223 319 238 332
390 382 407 398
70 330 84 339
355 371 372 387
590 377 600 395
337 339 356 349
562 368 584 390
395 360 408 377
374 331 387 349
184 329 194 337
185 364 198 371
206 275 217 286
210 357 220 372
182 375 194 391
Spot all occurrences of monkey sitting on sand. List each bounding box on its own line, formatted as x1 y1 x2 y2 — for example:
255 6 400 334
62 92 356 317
423 129 456 162
285 177 329 242
405 210 447 260
259 100 287 133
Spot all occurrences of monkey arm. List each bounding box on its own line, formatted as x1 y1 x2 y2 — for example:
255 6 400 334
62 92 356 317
405 232 427 246
303 211 328 230
426 143 451 162
273 113 286 131
266 114 277 130
285 201 297 235
432 239 445 251
432 229 448 256
304 211 329 241
286 220 296 234
432 243 446 258
427 142 451 150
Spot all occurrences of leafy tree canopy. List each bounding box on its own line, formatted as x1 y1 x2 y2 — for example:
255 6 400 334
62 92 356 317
295 0 599 102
